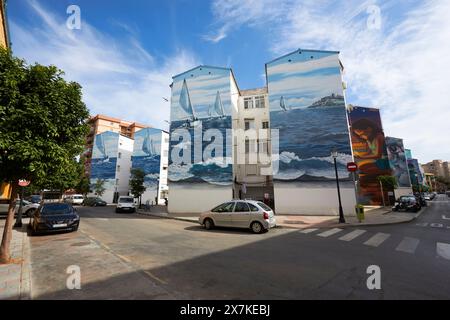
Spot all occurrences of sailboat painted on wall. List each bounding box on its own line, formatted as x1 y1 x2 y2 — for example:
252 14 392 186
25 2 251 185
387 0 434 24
280 96 288 112
95 134 110 163
179 79 201 128
142 133 157 158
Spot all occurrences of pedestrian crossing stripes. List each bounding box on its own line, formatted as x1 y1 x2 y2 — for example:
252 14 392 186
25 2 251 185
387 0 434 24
300 228 319 234
317 228 343 238
339 229 366 242
396 237 420 254
298 226 450 261
364 233 391 247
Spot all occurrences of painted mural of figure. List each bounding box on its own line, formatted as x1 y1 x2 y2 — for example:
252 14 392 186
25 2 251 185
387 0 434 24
351 118 390 174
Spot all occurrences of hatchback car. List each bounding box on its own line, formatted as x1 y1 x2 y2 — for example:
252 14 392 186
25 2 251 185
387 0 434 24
65 194 84 206
115 196 136 213
29 202 80 235
199 200 276 234
83 197 107 207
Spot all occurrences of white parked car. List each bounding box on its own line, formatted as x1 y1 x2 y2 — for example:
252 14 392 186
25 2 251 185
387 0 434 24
115 196 136 213
65 194 84 206
199 200 276 234
0 199 39 217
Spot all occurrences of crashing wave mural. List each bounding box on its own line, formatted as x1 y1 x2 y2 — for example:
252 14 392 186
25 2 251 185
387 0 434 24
266 50 353 183
169 66 233 186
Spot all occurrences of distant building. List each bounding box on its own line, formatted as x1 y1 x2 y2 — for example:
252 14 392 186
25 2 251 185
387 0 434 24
422 160 450 181
84 114 148 177
0 0 9 48
131 128 169 205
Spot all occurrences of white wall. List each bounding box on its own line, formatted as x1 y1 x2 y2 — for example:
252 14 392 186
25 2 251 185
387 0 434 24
274 184 357 216
158 131 169 204
168 185 233 214
115 135 134 196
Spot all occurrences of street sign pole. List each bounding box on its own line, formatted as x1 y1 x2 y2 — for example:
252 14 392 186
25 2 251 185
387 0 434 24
14 180 31 228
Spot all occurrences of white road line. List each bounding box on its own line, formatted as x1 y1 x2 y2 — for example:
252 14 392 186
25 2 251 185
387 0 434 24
300 228 319 234
339 229 366 242
395 237 420 254
317 228 343 238
436 243 450 260
416 222 428 227
442 215 450 220
364 233 391 247
430 223 444 228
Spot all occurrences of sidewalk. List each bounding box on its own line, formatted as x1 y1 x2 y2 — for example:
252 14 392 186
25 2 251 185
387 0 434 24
138 206 425 229
0 220 31 300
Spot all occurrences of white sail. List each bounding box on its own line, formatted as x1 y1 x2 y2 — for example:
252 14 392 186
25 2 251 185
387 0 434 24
95 134 107 158
142 134 157 156
214 91 225 117
280 96 287 112
179 79 196 120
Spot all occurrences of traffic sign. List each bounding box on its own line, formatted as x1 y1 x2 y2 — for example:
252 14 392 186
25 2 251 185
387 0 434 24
347 162 358 172
18 179 31 187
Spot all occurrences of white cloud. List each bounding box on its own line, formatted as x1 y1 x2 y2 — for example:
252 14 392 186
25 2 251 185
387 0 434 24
10 0 198 131
208 0 450 162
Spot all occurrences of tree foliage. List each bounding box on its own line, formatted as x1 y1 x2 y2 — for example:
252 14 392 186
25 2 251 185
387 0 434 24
377 175 398 191
0 48 90 263
129 168 146 205
93 179 106 197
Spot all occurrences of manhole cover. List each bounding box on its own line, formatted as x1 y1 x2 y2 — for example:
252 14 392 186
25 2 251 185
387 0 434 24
71 242 92 247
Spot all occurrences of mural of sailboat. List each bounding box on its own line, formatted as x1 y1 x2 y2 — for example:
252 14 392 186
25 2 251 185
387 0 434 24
213 91 225 118
179 79 200 128
95 134 109 163
142 133 157 158
280 96 288 112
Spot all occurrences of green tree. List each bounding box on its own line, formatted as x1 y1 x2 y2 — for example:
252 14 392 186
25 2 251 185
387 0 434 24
93 179 106 197
377 175 398 191
0 49 89 263
129 168 146 207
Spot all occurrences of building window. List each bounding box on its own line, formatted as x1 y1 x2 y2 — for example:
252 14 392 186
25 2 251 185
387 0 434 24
262 121 269 129
255 96 265 108
245 139 257 154
246 165 258 176
244 119 255 131
118 152 121 159
116 178 119 185
259 140 270 155
244 97 253 109
117 165 120 172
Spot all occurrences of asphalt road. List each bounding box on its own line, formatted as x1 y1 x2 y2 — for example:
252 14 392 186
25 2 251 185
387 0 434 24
28 194 450 299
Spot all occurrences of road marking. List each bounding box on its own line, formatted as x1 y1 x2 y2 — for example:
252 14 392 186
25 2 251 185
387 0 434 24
317 228 343 238
436 243 450 260
416 222 428 227
430 223 444 228
300 228 319 234
95 218 109 221
395 237 420 254
339 229 366 242
364 233 390 247
143 270 168 285
442 215 450 220
116 254 131 263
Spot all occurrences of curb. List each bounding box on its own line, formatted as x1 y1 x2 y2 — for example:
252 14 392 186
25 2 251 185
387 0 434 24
277 207 427 230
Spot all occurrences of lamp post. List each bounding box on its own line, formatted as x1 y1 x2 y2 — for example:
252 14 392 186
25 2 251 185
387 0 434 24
331 149 345 223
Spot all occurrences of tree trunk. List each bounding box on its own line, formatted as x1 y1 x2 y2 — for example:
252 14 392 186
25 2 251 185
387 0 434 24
0 182 18 264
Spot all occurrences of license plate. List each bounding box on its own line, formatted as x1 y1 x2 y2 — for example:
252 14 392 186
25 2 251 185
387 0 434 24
53 223 67 228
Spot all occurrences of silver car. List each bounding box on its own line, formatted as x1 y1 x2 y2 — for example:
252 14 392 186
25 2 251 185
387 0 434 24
199 200 276 234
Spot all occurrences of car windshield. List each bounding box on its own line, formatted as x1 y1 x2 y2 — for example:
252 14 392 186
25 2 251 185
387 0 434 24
119 198 133 203
73 196 83 199
256 202 272 211
41 204 73 215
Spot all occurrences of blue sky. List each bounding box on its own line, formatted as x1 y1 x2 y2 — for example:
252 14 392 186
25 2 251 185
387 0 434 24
6 0 450 162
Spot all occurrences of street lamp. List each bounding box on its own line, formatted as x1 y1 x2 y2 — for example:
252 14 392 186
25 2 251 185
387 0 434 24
331 149 346 223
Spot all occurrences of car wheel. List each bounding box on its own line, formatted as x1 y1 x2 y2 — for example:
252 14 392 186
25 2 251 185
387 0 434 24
251 222 264 234
204 218 214 230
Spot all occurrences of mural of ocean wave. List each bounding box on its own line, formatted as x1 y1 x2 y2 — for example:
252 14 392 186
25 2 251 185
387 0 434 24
131 155 161 189
270 106 352 182
274 151 351 181
90 158 117 180
169 161 233 185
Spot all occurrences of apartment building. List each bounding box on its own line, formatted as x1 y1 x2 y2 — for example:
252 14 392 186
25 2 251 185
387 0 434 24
84 114 147 176
422 160 450 181
168 49 358 215
0 0 9 48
